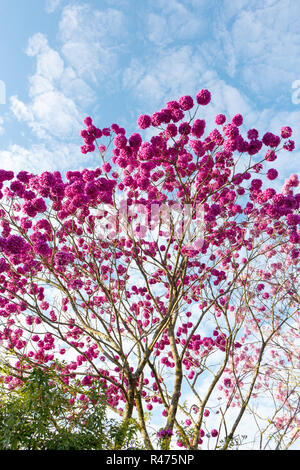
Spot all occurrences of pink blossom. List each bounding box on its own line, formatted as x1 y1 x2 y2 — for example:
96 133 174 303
196 89 211 105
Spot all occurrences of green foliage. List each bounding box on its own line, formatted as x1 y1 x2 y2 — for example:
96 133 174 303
0 368 140 450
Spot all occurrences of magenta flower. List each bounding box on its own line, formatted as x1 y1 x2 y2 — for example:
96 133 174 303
178 95 194 111
196 89 211 105
267 168 278 180
231 114 243 126
137 114 152 129
215 114 226 125
281 126 292 138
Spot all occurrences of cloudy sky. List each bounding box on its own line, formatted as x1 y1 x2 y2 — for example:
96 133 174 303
0 0 300 184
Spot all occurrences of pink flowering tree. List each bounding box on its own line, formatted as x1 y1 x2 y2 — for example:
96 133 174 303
0 89 299 450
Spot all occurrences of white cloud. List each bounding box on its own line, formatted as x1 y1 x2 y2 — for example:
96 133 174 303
60 66 95 106
5 4 128 174
26 33 49 57
10 33 82 140
59 5 125 43
0 142 85 175
147 0 207 45
28 74 55 97
30 90 81 139
212 0 300 102
61 41 118 84
36 48 64 81
147 14 171 46
45 0 61 14
58 4 126 84
10 95 34 122
123 46 209 109
10 89 81 141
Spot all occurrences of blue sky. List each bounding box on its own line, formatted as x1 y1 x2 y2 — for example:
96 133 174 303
0 0 300 186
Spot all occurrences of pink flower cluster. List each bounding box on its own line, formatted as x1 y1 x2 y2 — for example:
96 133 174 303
0 86 299 450
80 117 103 154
